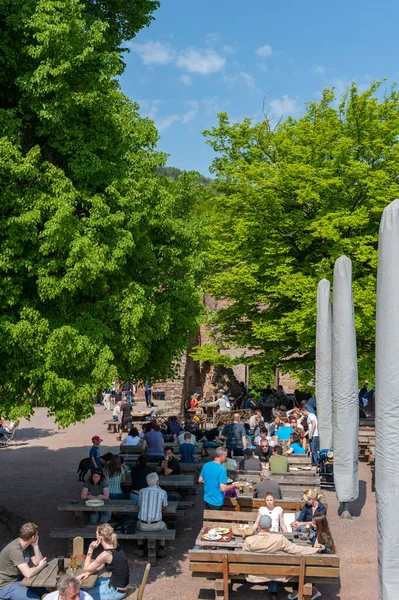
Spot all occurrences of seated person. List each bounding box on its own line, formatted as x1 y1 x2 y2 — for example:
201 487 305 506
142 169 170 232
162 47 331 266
288 414 304 430
244 392 257 410
253 472 283 499
249 408 264 430
267 414 283 437
291 489 327 532
187 420 203 442
254 426 268 446
156 447 181 476
189 392 200 409
253 492 287 532
121 426 141 446
167 415 182 437
284 432 307 455
178 430 196 445
238 448 262 471
81 469 110 524
200 422 223 448
136 473 168 558
209 391 231 413
160 423 177 443
129 455 154 504
268 445 289 473
179 433 196 463
0 420 15 436
254 439 272 463
46 574 94 600
275 423 294 441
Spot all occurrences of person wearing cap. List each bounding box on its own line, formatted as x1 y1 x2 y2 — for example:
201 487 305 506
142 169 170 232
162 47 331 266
189 392 200 410
90 436 104 471
238 448 262 471
243 514 322 600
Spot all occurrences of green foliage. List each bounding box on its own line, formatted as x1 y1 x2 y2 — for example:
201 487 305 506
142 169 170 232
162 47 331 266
0 0 204 425
190 343 235 367
203 83 399 388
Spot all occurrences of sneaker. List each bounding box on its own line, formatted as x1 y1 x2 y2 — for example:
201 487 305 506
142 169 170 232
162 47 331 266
287 594 298 600
311 593 321 600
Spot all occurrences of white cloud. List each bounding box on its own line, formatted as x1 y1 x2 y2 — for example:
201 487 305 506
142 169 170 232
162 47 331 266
182 100 199 124
223 44 236 54
269 95 299 120
129 41 175 66
205 32 221 46
256 44 273 58
157 114 180 132
177 47 225 75
180 74 193 86
313 65 325 75
239 72 255 89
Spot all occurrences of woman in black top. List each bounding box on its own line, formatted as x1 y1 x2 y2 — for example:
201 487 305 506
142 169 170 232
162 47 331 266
79 523 129 600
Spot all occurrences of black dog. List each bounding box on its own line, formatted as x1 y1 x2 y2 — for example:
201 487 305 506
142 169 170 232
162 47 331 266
77 452 113 481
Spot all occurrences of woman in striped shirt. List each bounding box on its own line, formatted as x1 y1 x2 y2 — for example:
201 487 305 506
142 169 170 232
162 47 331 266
104 455 127 499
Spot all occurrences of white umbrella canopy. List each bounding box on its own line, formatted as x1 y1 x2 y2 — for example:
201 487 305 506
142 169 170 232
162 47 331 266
375 199 399 600
316 278 333 450
331 255 359 511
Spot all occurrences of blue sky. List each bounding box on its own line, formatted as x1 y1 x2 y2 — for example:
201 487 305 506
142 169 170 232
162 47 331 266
119 0 399 175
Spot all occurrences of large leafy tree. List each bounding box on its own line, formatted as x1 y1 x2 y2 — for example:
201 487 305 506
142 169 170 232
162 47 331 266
0 0 205 425
203 83 399 388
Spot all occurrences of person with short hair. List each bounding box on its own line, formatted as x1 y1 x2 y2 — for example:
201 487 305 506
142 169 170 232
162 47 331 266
141 423 164 461
156 447 181 476
89 436 103 471
199 447 242 510
112 401 122 422
249 408 264 430
301 406 319 466
136 473 168 557
129 455 154 504
268 445 289 472
119 397 132 432
238 448 262 471
243 515 321 600
220 413 247 458
46 575 93 600
254 439 272 463
252 472 283 499
200 422 224 448
0 522 47 600
253 426 268 446
209 390 231 413
179 433 196 463
78 524 129 600
177 429 196 445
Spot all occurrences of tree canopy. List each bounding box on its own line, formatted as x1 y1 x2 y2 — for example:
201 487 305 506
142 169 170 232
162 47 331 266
203 83 399 387
0 0 205 425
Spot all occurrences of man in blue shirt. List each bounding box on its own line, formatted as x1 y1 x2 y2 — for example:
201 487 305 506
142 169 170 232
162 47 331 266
199 447 242 509
89 436 103 470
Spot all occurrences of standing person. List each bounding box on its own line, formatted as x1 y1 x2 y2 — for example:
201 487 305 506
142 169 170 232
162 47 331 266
199 447 242 509
112 401 122 422
119 396 132 433
81 470 110 524
103 389 112 411
220 413 247 458
0 522 47 600
45 575 93 600
136 473 168 558
78 524 129 600
144 382 152 407
141 423 164 461
120 380 132 404
244 515 321 600
302 406 319 466
89 436 104 471
179 433 197 463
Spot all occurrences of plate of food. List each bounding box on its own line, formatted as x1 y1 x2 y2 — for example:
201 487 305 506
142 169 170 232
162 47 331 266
238 481 249 486
202 533 222 541
214 527 230 535
227 477 233 483
85 499 104 507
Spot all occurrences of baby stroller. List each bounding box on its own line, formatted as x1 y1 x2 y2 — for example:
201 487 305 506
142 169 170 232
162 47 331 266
318 448 335 490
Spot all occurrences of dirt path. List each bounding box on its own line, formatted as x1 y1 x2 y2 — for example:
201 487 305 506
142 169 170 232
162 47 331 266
0 407 377 599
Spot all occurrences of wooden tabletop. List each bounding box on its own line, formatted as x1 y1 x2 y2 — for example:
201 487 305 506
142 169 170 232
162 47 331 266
58 500 178 514
21 558 98 589
123 474 196 489
194 527 311 549
119 444 202 454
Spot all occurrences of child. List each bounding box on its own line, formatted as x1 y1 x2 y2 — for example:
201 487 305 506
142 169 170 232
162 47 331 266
179 432 196 463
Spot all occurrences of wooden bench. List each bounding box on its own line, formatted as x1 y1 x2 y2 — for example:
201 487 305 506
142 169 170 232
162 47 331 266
120 454 200 474
50 527 176 565
230 470 320 498
104 420 119 433
188 549 340 600
223 498 329 512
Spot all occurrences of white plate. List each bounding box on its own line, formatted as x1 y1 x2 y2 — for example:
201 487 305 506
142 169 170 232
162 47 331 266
85 500 104 507
203 533 222 541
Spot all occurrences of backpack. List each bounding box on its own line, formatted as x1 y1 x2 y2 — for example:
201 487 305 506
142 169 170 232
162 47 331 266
120 517 136 534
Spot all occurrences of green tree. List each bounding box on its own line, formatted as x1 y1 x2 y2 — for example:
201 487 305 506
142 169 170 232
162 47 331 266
0 0 204 425
203 83 399 388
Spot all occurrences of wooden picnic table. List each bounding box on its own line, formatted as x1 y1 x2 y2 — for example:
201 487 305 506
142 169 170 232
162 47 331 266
123 474 197 490
58 500 178 514
119 443 202 454
21 558 98 589
194 526 310 549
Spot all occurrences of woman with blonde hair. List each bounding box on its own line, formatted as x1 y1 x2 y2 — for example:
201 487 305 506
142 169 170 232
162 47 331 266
78 524 129 600
291 489 327 531
253 492 287 532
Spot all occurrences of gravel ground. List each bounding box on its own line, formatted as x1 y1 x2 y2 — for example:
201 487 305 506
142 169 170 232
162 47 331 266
0 406 377 599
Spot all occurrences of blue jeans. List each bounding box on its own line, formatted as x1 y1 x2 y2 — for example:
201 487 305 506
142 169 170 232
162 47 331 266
145 390 151 406
0 580 48 600
203 441 222 448
123 392 132 404
83 577 126 600
167 491 181 501
129 492 139 504
310 436 319 465
109 492 128 499
267 581 278 594
89 511 111 524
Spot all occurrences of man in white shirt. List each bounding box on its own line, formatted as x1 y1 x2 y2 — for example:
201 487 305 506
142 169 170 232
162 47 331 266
45 576 93 600
301 406 319 466
137 472 168 557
